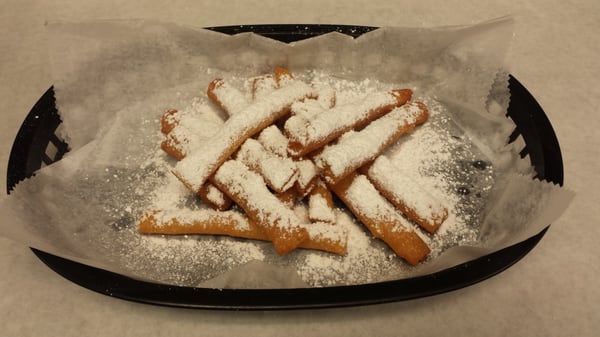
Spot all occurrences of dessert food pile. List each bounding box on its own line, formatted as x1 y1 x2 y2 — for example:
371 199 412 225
139 67 456 267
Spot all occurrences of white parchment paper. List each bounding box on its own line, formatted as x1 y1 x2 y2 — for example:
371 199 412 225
0 18 574 288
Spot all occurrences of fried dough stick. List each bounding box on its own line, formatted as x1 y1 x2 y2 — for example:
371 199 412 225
138 209 347 255
159 109 233 210
139 209 265 238
236 138 298 193
207 67 295 117
365 156 448 234
207 79 249 117
173 80 316 193
256 125 319 198
308 180 336 224
284 89 413 157
329 172 430 265
315 101 429 184
211 160 309 255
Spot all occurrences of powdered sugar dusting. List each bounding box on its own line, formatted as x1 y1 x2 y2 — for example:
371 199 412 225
344 174 417 235
213 160 304 232
296 211 403 286
308 192 336 224
368 155 448 232
257 125 289 157
315 102 426 181
175 80 316 191
210 79 249 116
284 91 398 149
113 69 497 288
204 184 227 207
236 138 298 193
123 233 266 286
383 97 494 252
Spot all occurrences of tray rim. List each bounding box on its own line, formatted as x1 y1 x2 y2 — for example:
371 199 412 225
7 24 563 310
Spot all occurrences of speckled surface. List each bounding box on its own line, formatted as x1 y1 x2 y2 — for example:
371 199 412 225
1 1 598 336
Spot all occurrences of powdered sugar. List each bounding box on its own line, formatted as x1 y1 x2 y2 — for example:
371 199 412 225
294 159 318 195
236 138 298 193
204 184 228 208
296 211 403 286
123 69 496 288
383 97 494 251
149 208 254 232
257 125 289 157
308 193 336 224
209 79 249 116
284 91 399 155
344 174 417 236
367 155 448 233
213 160 304 232
315 102 427 182
174 80 316 191
122 233 266 286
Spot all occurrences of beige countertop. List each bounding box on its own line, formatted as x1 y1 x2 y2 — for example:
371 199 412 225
1 1 598 336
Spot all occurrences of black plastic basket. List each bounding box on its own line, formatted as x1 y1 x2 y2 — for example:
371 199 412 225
6 25 563 310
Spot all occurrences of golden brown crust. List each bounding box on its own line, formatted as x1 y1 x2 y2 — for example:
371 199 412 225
390 89 413 106
138 210 346 255
206 78 228 114
378 229 430 265
274 66 294 84
138 210 265 239
160 134 186 161
160 108 179 134
328 172 430 265
276 187 298 208
300 236 346 256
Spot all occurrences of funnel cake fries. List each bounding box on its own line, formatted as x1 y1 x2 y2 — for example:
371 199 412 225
143 68 441 264
257 125 289 157
198 182 233 211
308 180 336 224
251 74 278 100
315 102 429 184
212 159 309 255
256 125 319 198
207 79 249 117
236 138 298 193
161 133 187 161
313 83 336 109
208 76 309 196
284 89 413 157
365 156 448 234
173 80 316 193
139 209 347 255
249 67 294 98
159 109 233 210
207 69 294 117
329 172 430 265
160 108 179 134
139 209 265 238
159 107 222 160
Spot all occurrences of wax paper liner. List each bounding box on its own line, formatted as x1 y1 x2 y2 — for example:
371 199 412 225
0 18 574 288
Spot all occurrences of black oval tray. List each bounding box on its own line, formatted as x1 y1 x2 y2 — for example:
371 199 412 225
6 24 563 310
